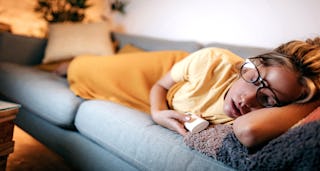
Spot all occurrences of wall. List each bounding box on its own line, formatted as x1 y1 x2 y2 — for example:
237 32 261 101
1 0 319 48
114 0 320 48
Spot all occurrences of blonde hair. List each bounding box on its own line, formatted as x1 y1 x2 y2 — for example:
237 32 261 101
274 37 320 103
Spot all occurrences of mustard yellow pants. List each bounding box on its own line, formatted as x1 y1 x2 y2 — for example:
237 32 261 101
67 51 188 113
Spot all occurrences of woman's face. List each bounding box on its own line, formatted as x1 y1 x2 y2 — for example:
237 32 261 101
223 65 304 118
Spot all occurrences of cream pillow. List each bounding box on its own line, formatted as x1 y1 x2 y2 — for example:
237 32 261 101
42 22 114 64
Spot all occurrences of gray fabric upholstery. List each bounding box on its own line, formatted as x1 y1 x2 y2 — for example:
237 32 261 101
113 32 203 53
0 62 82 128
15 108 140 171
15 105 234 171
75 100 234 171
0 32 47 65
205 43 270 58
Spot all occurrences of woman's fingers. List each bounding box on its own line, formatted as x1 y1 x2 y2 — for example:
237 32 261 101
164 110 190 135
152 110 191 135
169 111 191 122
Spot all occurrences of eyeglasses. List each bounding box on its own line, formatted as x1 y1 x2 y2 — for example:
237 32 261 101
240 59 281 107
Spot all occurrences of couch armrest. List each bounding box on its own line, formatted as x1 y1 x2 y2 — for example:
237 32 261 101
0 32 47 65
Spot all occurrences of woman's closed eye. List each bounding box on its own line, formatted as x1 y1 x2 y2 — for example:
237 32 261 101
242 69 258 82
257 88 279 107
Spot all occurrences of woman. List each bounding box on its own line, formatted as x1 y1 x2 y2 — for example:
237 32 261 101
149 38 320 147
67 37 320 147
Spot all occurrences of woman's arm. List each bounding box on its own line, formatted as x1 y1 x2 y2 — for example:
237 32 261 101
233 99 320 148
150 72 174 113
150 72 190 135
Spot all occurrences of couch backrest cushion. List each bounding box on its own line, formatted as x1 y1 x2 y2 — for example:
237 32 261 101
112 32 203 53
42 22 114 64
205 42 271 59
0 32 47 65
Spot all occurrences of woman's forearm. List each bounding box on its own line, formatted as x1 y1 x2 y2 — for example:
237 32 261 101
149 72 176 115
233 99 320 148
150 83 169 114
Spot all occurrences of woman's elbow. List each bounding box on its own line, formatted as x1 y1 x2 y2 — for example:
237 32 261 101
233 122 260 148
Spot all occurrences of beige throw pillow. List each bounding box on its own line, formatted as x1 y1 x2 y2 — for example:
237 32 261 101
42 22 114 64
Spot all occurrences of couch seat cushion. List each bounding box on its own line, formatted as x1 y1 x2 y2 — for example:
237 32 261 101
0 62 83 128
75 100 233 171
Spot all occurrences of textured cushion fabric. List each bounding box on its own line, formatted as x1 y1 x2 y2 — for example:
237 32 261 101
42 22 114 64
0 32 47 65
0 62 83 128
75 100 234 171
184 121 320 170
216 121 320 170
205 42 270 58
113 32 203 53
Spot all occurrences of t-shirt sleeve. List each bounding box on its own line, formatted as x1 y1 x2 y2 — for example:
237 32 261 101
171 47 207 82
170 48 224 82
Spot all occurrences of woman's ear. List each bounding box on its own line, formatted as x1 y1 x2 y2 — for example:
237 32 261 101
295 77 316 104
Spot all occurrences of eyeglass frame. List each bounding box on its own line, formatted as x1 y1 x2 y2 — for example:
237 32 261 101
239 59 282 107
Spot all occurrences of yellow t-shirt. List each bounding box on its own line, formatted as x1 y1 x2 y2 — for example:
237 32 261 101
167 47 244 124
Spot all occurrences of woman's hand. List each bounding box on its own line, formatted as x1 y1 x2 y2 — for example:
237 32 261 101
150 72 191 135
151 109 191 136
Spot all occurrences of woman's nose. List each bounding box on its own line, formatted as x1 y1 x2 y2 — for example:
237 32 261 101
241 90 259 107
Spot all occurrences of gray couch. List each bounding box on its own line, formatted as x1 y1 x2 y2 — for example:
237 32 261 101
0 31 269 171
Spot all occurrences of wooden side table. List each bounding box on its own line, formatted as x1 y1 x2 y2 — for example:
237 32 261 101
0 101 20 171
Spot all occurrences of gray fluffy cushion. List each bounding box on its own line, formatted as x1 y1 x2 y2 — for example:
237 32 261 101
184 121 320 171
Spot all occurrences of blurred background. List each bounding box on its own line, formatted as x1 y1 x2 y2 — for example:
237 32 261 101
0 0 319 48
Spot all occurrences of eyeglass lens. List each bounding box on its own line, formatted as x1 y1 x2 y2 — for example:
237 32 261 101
240 61 279 107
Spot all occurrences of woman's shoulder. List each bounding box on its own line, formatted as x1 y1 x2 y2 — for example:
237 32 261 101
192 47 244 64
